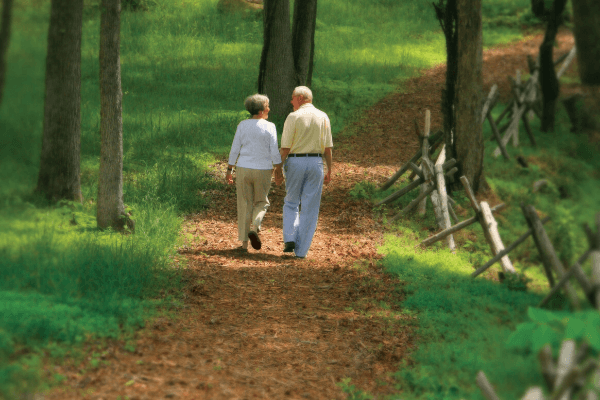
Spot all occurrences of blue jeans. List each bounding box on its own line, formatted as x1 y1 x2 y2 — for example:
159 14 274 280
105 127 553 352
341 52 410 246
283 157 324 257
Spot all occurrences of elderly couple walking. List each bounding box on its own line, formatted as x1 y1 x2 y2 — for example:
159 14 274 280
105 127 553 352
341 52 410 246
226 86 333 259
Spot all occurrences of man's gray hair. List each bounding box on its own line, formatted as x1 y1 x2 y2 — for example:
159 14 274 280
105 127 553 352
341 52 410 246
244 94 269 116
293 86 313 101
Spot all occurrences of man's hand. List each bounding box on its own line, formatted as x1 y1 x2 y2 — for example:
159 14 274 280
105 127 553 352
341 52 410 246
323 147 332 185
226 172 234 185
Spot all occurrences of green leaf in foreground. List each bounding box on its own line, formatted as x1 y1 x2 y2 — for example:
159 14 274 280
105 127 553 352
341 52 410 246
527 307 562 323
506 322 538 350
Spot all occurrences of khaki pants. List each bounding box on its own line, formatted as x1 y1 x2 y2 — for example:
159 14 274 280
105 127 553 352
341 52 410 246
236 167 272 242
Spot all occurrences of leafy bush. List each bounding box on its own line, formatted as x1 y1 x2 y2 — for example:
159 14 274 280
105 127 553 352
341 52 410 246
500 272 532 292
337 377 374 400
507 307 600 355
349 181 377 201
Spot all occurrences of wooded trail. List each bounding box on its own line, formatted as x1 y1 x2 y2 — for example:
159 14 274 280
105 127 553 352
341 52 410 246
42 30 577 400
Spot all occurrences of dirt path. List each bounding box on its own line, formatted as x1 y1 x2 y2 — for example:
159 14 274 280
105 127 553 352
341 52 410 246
42 30 578 400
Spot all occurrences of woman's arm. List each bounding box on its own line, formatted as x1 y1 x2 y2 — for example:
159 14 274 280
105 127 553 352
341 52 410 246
226 124 243 184
226 164 235 185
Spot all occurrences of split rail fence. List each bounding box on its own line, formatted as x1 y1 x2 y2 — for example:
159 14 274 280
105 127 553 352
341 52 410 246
474 213 600 400
483 46 577 161
375 45 597 400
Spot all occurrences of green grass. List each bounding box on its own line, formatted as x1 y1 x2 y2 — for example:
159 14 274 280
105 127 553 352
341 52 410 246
0 0 536 396
380 231 547 400
0 198 184 398
363 99 600 399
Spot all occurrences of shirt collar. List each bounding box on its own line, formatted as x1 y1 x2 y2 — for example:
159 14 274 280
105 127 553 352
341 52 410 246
299 103 314 110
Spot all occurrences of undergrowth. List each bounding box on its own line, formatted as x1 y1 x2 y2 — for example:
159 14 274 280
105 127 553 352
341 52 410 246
350 91 600 399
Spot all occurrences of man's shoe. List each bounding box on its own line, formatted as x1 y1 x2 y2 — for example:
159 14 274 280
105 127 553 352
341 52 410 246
283 241 295 253
248 231 261 250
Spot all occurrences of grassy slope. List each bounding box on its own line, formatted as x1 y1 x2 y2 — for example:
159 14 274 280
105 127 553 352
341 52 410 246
363 109 600 400
0 0 552 397
362 54 600 400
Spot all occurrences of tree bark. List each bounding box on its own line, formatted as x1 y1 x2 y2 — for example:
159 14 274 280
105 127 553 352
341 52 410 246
531 0 546 18
292 0 317 87
454 0 484 192
433 0 458 175
36 0 83 202
97 0 125 230
258 0 295 119
572 0 600 86
0 0 14 107
539 0 567 132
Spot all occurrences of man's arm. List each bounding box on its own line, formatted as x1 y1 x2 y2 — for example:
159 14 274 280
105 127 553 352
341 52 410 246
323 147 332 184
280 147 291 164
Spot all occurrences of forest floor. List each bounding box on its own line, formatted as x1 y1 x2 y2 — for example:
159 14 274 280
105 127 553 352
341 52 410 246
42 29 579 400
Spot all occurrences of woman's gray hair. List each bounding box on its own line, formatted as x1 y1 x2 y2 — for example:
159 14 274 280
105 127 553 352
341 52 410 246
293 86 313 101
244 94 269 116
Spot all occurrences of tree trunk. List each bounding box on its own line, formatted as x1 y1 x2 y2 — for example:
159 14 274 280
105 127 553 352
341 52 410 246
531 0 546 18
97 0 125 230
0 0 14 108
539 0 567 132
36 0 83 202
292 0 317 87
257 0 295 119
572 0 600 85
433 0 458 189
454 0 484 192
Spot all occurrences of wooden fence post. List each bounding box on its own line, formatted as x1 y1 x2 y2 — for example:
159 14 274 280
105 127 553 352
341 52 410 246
472 216 550 278
476 371 500 400
554 340 576 400
378 131 444 191
418 111 433 215
556 46 576 79
481 84 498 123
492 66 540 158
460 176 515 274
539 250 591 307
435 164 455 251
591 213 600 309
390 167 457 224
522 204 580 308
513 70 521 147
480 201 515 274
420 203 505 247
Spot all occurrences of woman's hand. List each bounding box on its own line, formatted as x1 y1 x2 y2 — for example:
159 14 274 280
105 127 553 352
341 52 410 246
226 171 234 185
274 166 284 185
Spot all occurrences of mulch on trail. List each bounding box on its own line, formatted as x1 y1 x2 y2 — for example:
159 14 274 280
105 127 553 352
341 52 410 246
41 30 579 400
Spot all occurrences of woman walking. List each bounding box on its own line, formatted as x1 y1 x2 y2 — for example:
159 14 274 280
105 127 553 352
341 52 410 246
226 94 283 253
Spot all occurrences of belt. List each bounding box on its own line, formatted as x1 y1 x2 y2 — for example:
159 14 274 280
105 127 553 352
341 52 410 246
288 153 322 157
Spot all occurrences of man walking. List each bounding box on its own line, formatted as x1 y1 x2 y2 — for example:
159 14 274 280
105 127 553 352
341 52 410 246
276 86 333 259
